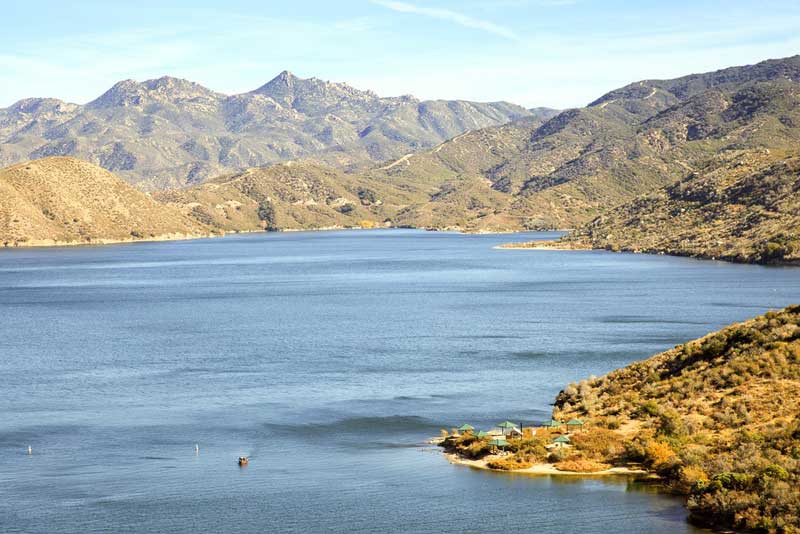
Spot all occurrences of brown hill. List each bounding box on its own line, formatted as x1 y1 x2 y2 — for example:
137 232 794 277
505 149 800 264
0 157 211 247
153 157 444 232
6 57 800 241
560 149 800 264
363 56 800 231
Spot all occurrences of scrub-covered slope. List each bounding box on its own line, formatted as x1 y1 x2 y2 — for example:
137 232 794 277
0 157 211 246
371 56 800 231
559 149 800 264
554 306 800 532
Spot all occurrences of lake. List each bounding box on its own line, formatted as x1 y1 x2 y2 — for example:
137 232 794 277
2 230 799 533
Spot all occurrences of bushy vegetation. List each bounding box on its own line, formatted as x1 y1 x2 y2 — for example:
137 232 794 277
549 150 800 266
570 428 626 463
554 305 800 533
440 433 493 460
440 428 635 473
439 432 552 471
554 459 611 472
257 200 278 231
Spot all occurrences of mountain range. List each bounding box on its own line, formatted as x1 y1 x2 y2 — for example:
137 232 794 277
158 55 800 237
0 72 537 189
3 55 800 252
363 55 800 231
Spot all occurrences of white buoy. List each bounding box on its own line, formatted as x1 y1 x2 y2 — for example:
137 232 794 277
27 445 32 455
195 444 199 454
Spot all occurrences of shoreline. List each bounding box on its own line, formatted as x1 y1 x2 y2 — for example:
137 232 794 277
0 225 558 251
0 231 219 250
443 452 651 477
496 239 800 267
0 226 370 250
495 240 591 251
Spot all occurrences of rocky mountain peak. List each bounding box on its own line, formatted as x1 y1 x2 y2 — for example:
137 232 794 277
86 77 219 109
8 98 75 115
0 69 531 188
252 71 301 97
251 71 380 111
86 79 146 109
275 70 296 84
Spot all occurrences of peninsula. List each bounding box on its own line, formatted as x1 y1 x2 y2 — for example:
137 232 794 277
441 305 800 532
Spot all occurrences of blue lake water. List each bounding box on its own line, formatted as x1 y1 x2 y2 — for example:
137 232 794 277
1 229 798 533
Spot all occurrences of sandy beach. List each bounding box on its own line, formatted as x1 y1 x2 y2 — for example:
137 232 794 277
444 452 650 477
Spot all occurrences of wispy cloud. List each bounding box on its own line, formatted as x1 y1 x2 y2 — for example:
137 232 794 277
369 0 519 41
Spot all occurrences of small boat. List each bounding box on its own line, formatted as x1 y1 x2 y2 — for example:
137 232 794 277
238 456 249 466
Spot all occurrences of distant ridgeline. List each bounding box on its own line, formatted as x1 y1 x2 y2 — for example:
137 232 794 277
0 72 535 189
554 306 800 532
3 56 800 247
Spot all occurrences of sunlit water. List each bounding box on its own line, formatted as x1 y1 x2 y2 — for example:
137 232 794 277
2 230 798 533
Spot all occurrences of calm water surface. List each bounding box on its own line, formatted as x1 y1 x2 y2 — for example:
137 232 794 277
2 230 799 533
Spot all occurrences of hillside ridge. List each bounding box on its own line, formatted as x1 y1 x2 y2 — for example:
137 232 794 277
0 73 534 189
0 157 212 247
553 305 800 532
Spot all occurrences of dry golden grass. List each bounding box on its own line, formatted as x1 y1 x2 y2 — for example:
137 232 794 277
486 455 535 471
0 157 210 246
554 305 800 532
554 459 611 473
554 150 800 265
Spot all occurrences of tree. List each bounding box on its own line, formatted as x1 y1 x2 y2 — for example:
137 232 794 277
257 201 278 231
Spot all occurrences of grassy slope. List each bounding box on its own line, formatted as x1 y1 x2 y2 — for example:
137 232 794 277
554 306 800 532
154 161 428 232
559 149 800 264
0 157 210 246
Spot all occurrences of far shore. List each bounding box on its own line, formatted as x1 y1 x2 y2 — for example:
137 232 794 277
1 226 564 251
0 231 219 250
495 239 590 251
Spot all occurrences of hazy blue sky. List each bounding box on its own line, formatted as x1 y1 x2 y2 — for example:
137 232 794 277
2 0 799 108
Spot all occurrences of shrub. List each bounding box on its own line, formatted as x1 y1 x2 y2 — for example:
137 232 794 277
335 203 355 215
638 400 661 418
463 440 493 459
548 447 569 463
677 465 709 492
760 241 792 262
658 409 688 438
507 436 548 462
571 428 625 462
644 441 678 471
760 464 789 481
357 188 378 205
555 459 611 472
257 201 278 230
487 455 534 470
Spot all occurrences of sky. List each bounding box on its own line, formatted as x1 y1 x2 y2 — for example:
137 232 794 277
2 0 800 109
